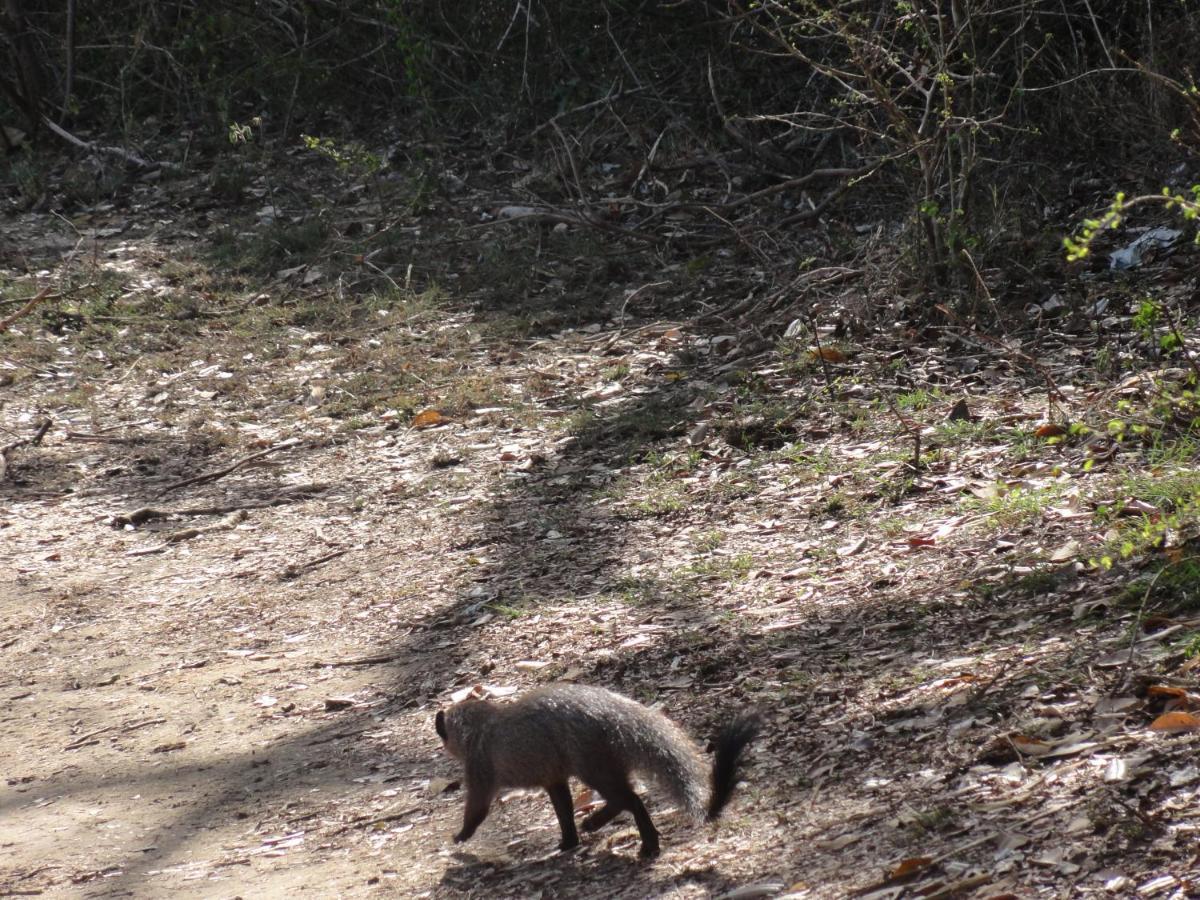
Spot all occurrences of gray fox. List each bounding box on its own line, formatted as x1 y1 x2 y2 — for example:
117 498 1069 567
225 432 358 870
435 683 760 858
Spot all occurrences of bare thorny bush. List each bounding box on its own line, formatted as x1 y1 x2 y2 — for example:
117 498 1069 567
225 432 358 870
3 1 1200 299
719 1 1200 289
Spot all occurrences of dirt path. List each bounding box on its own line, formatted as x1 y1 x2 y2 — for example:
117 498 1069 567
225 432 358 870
3 189 1199 899
0 220 781 896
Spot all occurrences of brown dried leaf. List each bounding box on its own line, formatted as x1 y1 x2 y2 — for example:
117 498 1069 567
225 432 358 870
1149 711 1200 733
1010 734 1054 756
888 856 933 879
574 787 602 812
808 347 847 363
1034 422 1068 438
411 408 448 429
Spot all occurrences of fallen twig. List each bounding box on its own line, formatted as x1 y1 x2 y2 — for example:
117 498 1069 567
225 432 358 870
163 510 248 543
312 652 403 669
0 863 61 894
63 724 115 753
112 483 328 527
306 728 368 746
615 281 670 328
126 510 249 553
280 548 349 580
64 717 165 750
0 417 52 482
42 117 180 171
0 285 54 333
65 419 155 443
65 431 160 444
328 804 420 836
155 438 300 497
881 387 923 472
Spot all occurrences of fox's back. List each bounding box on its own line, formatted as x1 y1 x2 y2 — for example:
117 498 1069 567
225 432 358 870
485 685 707 817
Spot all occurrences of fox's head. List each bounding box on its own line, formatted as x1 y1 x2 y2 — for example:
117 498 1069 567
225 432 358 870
435 699 491 760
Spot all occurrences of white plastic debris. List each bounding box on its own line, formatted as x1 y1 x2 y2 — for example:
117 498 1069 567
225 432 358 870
1109 226 1182 270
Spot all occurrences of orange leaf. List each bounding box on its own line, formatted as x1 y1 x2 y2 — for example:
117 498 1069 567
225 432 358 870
1150 711 1200 733
888 857 932 879
411 408 448 429
574 787 602 813
1034 422 1068 438
808 347 847 363
1010 734 1053 756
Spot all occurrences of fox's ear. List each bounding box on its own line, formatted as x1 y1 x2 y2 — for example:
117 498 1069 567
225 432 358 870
435 710 447 740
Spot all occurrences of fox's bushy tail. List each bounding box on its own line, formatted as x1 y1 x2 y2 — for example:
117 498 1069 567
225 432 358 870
707 712 762 819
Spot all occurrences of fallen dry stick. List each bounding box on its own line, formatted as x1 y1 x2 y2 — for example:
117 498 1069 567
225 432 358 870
164 509 248 543
112 483 328 527
280 548 349 580
42 117 179 171
329 804 421 836
155 437 301 497
0 282 100 334
64 717 166 751
126 510 249 554
0 417 52 482
0 286 53 333
312 652 404 669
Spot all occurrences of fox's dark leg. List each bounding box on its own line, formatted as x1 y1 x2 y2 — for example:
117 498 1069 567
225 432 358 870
625 790 660 858
454 779 493 843
582 776 659 858
546 782 580 851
